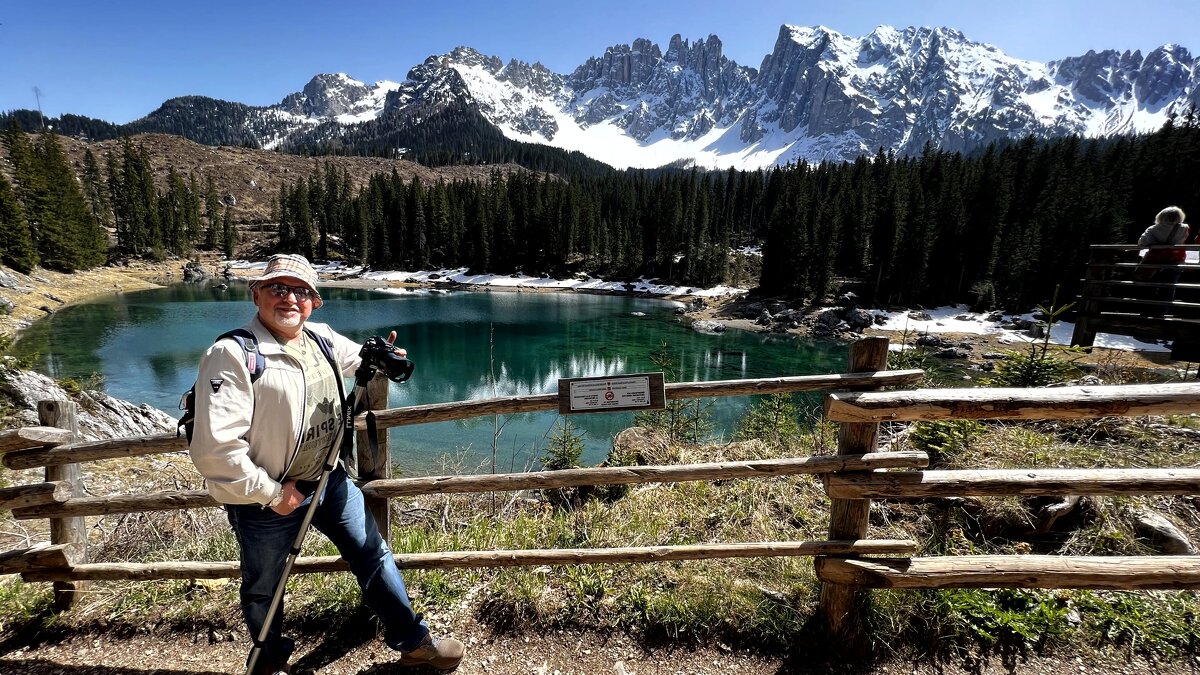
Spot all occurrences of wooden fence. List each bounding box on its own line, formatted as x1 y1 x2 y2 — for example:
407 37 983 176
2 336 1200 643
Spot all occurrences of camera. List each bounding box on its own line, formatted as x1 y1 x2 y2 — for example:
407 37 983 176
359 336 415 383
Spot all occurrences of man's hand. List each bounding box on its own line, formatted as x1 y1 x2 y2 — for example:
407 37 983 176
271 480 305 515
386 330 407 358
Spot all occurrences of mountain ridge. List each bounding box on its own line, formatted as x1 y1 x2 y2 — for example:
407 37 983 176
6 24 1197 170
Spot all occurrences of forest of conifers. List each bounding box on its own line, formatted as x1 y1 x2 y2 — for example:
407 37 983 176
1 116 1198 311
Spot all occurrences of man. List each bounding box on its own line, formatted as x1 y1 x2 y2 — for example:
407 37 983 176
189 254 464 674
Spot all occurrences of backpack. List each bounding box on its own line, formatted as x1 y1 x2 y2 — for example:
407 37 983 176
177 328 338 444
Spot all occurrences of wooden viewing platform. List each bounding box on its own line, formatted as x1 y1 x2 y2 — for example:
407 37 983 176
1072 244 1200 361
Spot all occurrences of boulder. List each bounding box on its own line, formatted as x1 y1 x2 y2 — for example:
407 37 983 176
182 261 211 283
843 308 874 331
916 334 952 348
692 320 726 334
0 269 20 289
0 363 175 440
1133 508 1197 555
933 347 971 359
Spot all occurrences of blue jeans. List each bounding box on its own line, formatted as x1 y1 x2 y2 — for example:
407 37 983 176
226 465 429 653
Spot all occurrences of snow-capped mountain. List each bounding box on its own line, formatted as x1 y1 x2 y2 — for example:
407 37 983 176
120 25 1200 169
277 73 401 123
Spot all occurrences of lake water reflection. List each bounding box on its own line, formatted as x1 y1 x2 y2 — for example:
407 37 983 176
13 282 847 472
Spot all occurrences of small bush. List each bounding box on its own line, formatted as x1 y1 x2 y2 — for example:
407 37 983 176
909 420 986 464
735 393 802 450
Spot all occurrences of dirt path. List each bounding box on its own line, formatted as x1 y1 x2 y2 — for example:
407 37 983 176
0 625 1187 674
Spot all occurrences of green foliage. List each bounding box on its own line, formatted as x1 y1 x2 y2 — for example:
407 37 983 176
1073 591 1200 658
633 342 714 444
989 288 1082 387
0 172 38 273
0 578 55 631
541 418 584 471
934 588 1070 650
734 393 803 450
909 420 985 464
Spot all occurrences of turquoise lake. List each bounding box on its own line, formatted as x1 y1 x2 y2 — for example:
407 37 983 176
13 283 848 473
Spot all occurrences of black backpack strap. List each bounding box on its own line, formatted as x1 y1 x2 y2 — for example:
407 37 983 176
179 329 266 443
216 328 266 383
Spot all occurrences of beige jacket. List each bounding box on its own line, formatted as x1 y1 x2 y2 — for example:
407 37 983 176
188 316 361 505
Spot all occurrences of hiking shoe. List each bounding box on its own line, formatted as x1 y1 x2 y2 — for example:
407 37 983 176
398 633 465 669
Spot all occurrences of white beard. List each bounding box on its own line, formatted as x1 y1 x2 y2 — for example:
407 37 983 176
274 311 302 329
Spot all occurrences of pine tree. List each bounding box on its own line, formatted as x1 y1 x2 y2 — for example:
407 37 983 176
81 148 111 227
31 132 107 270
0 173 37 272
221 206 237 258
3 120 45 253
204 175 221 249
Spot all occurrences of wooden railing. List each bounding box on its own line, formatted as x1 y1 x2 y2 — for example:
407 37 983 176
1072 243 1200 360
3 336 1200 646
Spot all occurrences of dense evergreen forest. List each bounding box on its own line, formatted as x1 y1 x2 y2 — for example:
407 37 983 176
1 115 1198 311
271 117 1200 310
0 121 235 273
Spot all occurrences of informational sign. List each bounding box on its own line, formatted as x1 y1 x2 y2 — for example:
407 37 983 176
557 373 666 415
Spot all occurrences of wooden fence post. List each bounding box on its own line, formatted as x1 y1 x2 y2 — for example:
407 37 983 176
38 400 88 611
356 373 391 537
818 337 889 640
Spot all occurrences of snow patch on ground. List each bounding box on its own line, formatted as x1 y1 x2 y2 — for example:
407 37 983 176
227 261 746 299
225 261 1166 353
874 305 1169 353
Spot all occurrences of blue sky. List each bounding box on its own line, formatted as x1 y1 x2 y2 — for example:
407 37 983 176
3 0 1196 124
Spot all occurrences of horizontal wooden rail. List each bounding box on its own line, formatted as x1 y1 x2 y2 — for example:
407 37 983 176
11 490 217 520
1081 279 1200 290
21 539 917 581
362 452 930 498
0 426 72 455
360 370 924 430
3 432 186 470
0 372 923 469
11 453 929 519
825 383 1200 423
815 555 1200 589
0 481 72 511
0 543 77 574
1087 244 1200 251
825 468 1200 498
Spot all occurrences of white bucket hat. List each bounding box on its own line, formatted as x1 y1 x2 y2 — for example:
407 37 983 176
250 254 323 308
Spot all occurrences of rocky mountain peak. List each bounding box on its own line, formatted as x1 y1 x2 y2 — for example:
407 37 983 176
277 73 374 118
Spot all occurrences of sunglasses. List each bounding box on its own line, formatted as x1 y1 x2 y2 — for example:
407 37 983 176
261 283 318 301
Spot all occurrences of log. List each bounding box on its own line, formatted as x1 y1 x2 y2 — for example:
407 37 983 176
815 555 1200 590
39 400 88 611
6 453 929 519
824 383 1200 423
825 469 1200 499
0 481 72 511
362 452 928 498
0 543 77 574
0 427 73 454
2 432 186 470
819 336 889 640
359 370 925 430
11 490 218 520
21 539 917 581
